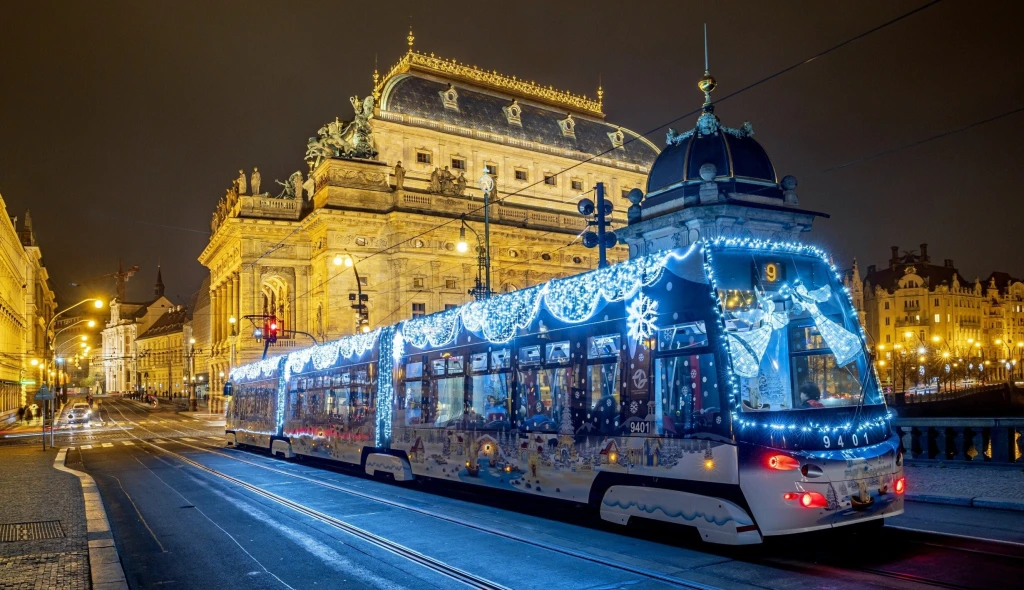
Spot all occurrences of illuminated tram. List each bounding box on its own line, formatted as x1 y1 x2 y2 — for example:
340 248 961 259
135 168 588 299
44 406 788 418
224 238 904 545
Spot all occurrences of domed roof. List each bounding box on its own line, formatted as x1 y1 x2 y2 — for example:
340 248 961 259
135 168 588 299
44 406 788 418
645 108 780 201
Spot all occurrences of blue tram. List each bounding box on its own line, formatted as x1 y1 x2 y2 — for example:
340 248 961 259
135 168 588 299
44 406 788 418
224 238 904 544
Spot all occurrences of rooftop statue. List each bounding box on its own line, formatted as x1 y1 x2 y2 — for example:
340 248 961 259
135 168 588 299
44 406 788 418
275 171 304 199
305 95 379 168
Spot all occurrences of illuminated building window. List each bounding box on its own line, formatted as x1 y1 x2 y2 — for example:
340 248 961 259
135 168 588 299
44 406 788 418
451 158 466 170
543 175 557 186
934 314 941 323
416 152 432 164
412 277 425 289
514 169 528 181
571 179 583 191
445 279 457 290
884 301 890 310
484 163 498 176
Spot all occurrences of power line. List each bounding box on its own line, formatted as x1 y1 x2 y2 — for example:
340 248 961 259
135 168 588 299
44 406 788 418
820 105 1024 174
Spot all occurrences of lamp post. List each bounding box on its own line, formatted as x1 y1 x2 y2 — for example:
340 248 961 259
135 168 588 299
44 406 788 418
335 253 370 333
477 173 495 295
185 337 201 412
458 215 491 300
43 299 103 416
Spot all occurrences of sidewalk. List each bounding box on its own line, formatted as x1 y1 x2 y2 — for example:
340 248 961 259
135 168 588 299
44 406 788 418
0 446 89 589
905 462 1024 512
170 398 226 426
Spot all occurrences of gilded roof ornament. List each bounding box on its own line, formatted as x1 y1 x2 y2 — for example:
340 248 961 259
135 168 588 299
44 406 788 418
376 50 604 117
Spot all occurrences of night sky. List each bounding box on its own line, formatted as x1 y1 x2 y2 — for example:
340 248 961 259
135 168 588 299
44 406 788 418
2 0 1022 306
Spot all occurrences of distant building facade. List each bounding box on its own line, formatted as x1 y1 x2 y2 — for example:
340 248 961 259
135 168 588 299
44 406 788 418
199 36 658 411
101 268 175 393
860 244 1024 384
136 306 188 397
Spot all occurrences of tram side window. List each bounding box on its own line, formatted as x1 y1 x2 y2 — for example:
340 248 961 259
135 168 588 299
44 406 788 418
518 362 571 432
654 353 720 435
586 361 621 435
403 381 423 426
470 373 511 429
432 376 465 427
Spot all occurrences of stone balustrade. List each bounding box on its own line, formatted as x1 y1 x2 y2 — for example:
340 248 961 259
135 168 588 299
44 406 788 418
894 417 1024 464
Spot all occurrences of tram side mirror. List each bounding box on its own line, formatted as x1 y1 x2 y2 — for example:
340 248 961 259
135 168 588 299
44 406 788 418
223 381 233 398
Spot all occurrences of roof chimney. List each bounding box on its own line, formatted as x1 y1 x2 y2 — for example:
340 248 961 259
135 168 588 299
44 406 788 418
944 259 954 268
867 264 877 275
890 246 899 268
920 243 929 262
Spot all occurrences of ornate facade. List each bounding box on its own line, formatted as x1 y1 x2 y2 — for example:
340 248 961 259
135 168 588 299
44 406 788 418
0 199 56 423
860 244 1024 385
199 36 659 411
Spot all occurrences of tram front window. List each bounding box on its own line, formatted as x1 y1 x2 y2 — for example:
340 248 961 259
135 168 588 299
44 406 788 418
711 249 880 411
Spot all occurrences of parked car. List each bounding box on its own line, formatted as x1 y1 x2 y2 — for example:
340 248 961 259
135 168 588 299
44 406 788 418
68 403 91 424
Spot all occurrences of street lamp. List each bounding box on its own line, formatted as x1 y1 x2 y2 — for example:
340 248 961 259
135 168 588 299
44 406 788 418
336 252 370 333
458 215 491 300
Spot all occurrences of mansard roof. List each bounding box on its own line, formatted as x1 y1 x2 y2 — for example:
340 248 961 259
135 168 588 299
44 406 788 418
136 307 187 340
379 73 658 168
864 262 960 293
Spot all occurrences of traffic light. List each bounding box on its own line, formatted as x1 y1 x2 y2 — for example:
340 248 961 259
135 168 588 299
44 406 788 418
263 315 278 344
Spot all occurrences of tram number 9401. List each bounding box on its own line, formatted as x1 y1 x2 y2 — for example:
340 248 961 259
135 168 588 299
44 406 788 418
629 421 652 434
821 432 869 448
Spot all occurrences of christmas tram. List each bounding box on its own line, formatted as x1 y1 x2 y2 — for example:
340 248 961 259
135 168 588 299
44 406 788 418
224 238 904 545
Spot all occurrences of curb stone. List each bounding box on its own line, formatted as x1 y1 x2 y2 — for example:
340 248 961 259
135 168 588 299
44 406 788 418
906 493 1024 512
54 448 129 590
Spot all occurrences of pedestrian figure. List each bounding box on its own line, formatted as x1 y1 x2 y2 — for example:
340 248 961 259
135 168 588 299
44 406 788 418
16 406 25 423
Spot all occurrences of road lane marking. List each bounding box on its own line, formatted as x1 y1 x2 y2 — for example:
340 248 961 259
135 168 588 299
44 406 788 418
181 438 198 442
80 445 93 449
123 441 135 446
152 439 167 444
207 437 222 441
101 443 113 447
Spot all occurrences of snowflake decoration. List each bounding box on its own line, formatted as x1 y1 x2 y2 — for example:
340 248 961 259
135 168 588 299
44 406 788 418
626 292 658 342
629 401 639 415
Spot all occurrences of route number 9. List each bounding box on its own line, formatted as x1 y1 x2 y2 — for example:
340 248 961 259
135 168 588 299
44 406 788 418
765 263 778 282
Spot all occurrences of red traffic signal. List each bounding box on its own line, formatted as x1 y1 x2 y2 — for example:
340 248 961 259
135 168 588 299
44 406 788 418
263 316 278 343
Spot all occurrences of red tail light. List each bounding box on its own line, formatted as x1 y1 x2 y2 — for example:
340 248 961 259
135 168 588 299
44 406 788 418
895 477 905 494
767 455 800 470
800 492 828 508
782 492 800 501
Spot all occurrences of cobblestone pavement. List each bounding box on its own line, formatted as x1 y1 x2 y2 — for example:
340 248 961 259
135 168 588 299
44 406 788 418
905 462 1024 500
0 446 89 590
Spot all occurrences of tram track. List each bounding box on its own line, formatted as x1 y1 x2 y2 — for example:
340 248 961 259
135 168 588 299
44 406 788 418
100 399 1023 590
103 400 725 590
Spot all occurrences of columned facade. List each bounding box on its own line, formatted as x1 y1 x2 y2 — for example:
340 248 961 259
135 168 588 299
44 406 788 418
199 45 657 412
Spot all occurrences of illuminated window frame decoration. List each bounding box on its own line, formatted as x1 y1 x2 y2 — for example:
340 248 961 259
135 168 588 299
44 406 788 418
703 237 890 437
375 325 397 447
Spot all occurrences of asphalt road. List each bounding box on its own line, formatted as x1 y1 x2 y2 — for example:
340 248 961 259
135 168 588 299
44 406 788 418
70 397 1024 590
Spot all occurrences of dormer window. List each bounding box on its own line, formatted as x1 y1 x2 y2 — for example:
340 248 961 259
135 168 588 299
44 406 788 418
607 127 624 148
439 84 459 111
502 99 522 126
558 114 575 138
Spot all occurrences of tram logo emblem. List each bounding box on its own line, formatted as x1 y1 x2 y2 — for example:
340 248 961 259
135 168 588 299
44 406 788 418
632 369 647 389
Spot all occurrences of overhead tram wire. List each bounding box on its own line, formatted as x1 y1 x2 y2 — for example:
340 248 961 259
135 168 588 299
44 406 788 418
819 105 1024 175
277 1 943 309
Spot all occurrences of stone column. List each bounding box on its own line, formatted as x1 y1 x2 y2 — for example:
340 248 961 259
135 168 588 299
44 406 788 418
226 279 235 338
232 273 240 332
